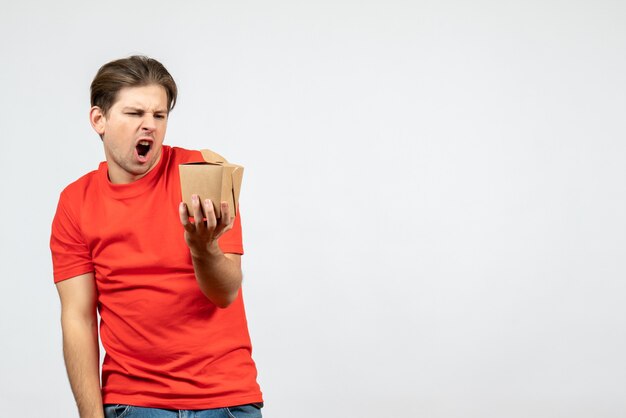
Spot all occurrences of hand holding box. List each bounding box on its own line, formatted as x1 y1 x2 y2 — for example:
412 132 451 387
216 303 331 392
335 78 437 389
179 149 243 218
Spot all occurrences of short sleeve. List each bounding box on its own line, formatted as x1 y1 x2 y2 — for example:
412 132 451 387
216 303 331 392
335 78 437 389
218 210 244 255
50 191 94 283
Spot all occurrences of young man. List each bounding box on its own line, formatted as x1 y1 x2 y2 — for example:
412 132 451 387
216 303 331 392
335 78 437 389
50 56 263 418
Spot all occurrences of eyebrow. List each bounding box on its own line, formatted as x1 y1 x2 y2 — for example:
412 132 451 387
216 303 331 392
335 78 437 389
122 106 168 114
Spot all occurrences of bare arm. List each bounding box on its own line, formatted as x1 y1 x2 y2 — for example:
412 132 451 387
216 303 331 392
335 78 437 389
179 196 243 308
56 273 103 418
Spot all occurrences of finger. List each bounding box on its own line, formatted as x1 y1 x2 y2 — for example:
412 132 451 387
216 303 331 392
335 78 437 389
191 195 204 227
220 202 234 230
203 198 217 229
212 202 233 238
178 202 194 232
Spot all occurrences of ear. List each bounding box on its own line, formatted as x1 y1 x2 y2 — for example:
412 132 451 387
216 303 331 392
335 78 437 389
89 106 106 136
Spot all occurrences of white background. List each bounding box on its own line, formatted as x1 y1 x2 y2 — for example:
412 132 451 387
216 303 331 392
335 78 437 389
1 1 625 417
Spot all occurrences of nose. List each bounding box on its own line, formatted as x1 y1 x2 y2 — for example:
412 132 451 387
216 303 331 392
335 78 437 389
141 114 157 132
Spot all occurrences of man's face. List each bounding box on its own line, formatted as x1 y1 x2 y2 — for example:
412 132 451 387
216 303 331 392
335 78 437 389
90 84 169 184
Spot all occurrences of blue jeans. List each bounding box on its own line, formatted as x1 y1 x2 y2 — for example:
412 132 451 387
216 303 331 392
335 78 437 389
104 404 263 418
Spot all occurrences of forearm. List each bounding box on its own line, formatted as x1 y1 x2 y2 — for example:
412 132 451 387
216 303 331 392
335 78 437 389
191 244 242 308
61 316 103 418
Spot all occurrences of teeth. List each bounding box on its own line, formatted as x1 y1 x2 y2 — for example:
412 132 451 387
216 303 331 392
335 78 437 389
139 140 150 146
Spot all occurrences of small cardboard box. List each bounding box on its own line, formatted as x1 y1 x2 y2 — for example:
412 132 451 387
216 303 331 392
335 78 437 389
179 149 243 218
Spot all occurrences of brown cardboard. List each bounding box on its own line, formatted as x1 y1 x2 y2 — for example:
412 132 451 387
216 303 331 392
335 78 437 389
179 149 243 218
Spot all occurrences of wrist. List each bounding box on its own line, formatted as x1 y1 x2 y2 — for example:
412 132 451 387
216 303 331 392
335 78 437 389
190 241 222 260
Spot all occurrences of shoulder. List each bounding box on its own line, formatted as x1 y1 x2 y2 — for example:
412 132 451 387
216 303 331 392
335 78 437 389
168 146 228 164
59 166 101 202
53 167 101 230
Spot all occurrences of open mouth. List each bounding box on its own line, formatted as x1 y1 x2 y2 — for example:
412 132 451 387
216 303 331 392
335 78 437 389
136 140 152 159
